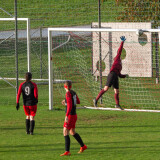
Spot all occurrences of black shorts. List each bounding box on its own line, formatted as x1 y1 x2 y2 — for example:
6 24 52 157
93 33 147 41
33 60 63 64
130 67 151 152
106 71 119 89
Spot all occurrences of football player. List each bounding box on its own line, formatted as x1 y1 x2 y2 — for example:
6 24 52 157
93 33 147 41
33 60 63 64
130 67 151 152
60 81 87 156
93 36 128 110
16 72 38 135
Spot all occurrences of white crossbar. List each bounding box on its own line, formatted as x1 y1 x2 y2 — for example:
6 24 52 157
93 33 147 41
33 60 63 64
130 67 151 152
0 18 29 21
48 27 160 33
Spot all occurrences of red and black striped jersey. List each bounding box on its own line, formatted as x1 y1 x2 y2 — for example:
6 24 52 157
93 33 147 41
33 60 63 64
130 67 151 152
65 90 80 116
17 81 38 106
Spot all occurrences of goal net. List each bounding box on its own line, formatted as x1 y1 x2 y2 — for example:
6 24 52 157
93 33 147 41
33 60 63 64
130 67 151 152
0 18 30 105
0 18 49 106
48 27 160 110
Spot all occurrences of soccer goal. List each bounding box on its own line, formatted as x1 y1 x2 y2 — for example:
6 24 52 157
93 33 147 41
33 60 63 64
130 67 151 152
0 18 31 71
0 18 31 105
48 27 160 111
0 18 50 106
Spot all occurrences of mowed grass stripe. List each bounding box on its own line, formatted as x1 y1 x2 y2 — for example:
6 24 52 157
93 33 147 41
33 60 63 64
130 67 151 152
1 106 160 160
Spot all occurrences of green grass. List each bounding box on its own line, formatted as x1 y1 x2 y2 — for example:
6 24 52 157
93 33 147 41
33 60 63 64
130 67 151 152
0 0 122 30
1 105 160 160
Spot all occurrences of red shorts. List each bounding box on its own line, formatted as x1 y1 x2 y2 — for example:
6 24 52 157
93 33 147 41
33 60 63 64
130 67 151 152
63 114 77 130
23 105 37 117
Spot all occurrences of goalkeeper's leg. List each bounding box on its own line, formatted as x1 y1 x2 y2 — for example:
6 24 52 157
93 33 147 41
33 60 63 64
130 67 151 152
93 72 116 107
93 86 109 107
114 89 119 105
114 89 123 110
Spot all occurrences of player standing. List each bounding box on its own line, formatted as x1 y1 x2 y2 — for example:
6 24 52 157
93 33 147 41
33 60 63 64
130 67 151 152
93 36 128 110
60 81 87 156
16 72 38 135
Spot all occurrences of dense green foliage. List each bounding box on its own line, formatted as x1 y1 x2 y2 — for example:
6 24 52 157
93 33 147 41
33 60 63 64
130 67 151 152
117 0 160 28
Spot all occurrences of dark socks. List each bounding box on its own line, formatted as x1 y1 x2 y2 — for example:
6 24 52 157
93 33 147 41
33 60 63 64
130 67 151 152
96 89 106 101
64 135 70 151
26 119 30 133
73 133 84 147
114 93 119 105
30 120 35 134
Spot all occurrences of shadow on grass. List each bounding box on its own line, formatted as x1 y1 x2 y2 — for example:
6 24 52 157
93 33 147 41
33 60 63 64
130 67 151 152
0 126 62 130
0 143 82 153
77 124 160 129
1 124 160 131
1 142 160 153
0 143 63 149
87 140 160 145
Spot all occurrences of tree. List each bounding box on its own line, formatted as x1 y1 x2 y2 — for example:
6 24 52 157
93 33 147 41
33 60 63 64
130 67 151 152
117 0 160 28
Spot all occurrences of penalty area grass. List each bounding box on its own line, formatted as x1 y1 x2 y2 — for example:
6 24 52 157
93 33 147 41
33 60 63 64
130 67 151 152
1 105 160 160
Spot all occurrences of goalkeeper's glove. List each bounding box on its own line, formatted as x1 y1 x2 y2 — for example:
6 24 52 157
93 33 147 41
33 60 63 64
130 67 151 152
16 103 20 110
120 36 126 42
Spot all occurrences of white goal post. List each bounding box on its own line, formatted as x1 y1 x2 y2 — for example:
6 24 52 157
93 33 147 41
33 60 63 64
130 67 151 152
48 27 160 111
0 18 31 72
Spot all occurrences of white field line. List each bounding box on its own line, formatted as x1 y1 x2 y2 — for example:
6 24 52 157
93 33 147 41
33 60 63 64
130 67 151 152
84 106 160 113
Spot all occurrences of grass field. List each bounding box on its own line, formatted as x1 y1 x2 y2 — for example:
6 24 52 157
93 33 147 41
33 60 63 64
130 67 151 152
0 0 122 30
1 105 160 160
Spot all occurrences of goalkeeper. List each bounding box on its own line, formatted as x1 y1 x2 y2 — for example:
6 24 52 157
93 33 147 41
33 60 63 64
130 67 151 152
93 36 128 110
16 72 38 135
60 81 87 156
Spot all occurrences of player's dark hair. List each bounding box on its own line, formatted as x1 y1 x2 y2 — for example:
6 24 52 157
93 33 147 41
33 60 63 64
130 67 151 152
64 80 72 90
26 72 32 81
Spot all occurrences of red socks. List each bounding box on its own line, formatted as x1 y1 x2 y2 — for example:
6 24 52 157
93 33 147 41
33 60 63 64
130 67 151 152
96 90 119 105
96 89 106 101
114 93 119 105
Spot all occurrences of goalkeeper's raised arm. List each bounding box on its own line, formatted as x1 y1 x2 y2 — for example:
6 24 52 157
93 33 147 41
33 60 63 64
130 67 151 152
93 36 128 110
110 36 127 78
